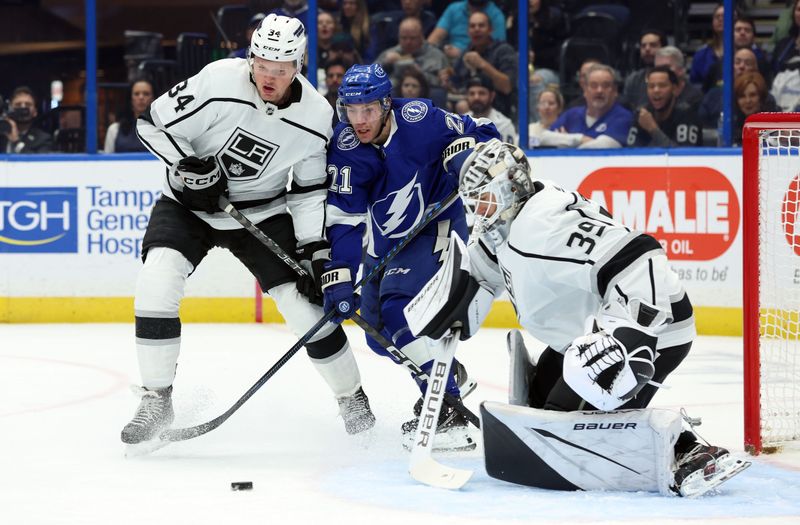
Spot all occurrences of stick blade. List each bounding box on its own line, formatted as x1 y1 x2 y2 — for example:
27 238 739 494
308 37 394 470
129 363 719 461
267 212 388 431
409 455 473 489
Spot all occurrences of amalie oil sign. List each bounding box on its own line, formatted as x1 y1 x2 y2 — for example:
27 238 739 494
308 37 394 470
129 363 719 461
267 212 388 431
577 167 740 261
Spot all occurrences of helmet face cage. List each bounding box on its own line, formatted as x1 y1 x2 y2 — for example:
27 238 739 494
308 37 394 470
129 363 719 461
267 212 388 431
459 140 534 240
249 14 307 75
336 64 393 124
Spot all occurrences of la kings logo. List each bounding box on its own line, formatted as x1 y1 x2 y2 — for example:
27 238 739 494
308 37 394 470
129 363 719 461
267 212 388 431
217 127 279 180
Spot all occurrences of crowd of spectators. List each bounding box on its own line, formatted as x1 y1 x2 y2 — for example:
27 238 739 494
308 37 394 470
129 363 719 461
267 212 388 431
9 0 800 154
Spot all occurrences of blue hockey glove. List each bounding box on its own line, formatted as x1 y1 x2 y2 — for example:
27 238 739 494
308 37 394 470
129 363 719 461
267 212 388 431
321 261 359 324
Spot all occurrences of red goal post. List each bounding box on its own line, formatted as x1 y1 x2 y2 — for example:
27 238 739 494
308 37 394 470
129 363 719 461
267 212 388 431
742 113 800 455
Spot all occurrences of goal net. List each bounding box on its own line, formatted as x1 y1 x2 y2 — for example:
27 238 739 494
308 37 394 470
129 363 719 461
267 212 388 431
743 113 800 454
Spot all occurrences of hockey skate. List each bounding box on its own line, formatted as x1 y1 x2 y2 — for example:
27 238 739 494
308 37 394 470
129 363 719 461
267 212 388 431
121 386 174 445
337 387 376 435
402 397 476 452
671 443 751 498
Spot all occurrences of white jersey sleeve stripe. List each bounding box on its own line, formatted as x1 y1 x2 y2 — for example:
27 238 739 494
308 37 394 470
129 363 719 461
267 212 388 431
326 205 367 228
163 98 257 129
507 242 596 266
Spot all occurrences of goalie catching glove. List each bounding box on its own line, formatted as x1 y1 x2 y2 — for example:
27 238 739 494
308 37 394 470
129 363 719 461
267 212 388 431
175 156 228 213
563 304 657 411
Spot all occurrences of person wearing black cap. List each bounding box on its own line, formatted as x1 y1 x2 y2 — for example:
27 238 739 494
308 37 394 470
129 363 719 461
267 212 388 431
464 75 517 145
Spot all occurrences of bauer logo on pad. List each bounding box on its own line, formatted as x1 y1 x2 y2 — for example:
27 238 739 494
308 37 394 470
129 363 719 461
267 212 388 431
0 187 78 253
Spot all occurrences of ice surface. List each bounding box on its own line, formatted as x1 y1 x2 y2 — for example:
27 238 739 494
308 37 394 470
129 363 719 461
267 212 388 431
2 324 799 524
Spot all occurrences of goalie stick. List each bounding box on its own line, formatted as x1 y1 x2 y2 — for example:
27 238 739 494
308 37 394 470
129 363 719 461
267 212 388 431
218 194 480 428
408 328 473 489
159 189 461 442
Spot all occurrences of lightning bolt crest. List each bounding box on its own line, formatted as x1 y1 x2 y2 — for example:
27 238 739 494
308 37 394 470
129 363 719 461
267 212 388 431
381 173 418 233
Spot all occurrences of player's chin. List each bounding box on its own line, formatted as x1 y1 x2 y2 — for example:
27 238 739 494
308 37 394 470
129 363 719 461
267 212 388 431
354 129 375 143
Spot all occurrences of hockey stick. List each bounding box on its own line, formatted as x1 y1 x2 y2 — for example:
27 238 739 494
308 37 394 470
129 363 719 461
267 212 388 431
217 194 480 427
159 189 461 442
409 329 473 489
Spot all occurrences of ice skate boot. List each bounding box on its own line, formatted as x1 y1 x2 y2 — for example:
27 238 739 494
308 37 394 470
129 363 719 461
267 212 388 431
402 397 476 452
671 443 751 497
337 387 376 435
121 386 174 444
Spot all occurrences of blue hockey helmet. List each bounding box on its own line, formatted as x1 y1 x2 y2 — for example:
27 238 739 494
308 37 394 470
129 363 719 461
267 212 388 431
337 64 392 123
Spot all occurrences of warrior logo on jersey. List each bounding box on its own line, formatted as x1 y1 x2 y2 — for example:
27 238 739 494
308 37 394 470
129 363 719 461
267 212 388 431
401 101 428 123
337 127 360 151
217 127 279 180
371 173 424 238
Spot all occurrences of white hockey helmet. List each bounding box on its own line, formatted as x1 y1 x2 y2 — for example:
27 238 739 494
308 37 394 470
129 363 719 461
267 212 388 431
249 13 307 71
459 139 534 240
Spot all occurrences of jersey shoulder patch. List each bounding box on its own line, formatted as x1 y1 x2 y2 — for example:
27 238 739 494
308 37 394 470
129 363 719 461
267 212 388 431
335 126 361 151
399 99 429 123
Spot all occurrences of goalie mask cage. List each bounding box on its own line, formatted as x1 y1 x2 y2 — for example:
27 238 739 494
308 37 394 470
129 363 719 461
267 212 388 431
743 113 800 455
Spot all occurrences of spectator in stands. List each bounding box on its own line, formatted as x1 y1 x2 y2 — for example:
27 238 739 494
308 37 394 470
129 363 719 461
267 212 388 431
528 86 564 148
323 59 346 126
770 55 800 111
689 3 725 91
626 66 702 148
229 13 265 59
565 58 602 109
541 64 632 149
396 68 430 98
327 33 363 69
370 0 437 56
771 0 797 49
339 0 372 60
1 86 52 154
375 17 449 91
445 10 517 117
317 11 340 67
621 30 667 109
464 75 517 145
270 0 310 29
773 0 800 74
735 16 768 64
427 0 506 62
699 48 765 127
733 72 769 145
653 46 703 112
104 78 154 153
508 0 569 73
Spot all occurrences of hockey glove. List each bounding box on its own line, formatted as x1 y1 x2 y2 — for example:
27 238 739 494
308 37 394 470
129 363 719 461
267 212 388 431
295 240 331 306
176 156 228 213
563 322 657 411
321 261 359 324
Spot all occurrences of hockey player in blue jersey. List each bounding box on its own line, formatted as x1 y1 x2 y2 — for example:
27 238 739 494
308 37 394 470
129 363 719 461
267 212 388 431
320 63 501 450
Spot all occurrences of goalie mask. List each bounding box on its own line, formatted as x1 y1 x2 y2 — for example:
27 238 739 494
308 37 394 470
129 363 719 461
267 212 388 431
459 139 534 240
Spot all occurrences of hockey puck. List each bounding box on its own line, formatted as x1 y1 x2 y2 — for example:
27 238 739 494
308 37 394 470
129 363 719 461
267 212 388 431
231 481 253 491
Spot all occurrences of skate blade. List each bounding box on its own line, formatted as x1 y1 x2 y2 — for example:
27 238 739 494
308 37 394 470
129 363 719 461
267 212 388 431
678 456 751 498
124 437 170 458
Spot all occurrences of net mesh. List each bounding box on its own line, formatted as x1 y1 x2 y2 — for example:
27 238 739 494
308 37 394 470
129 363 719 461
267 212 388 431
758 129 800 447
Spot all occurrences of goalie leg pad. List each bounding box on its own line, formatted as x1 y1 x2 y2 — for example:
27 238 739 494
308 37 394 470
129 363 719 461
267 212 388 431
481 401 682 495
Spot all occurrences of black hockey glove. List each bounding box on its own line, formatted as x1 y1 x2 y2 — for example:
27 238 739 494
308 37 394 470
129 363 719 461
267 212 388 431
295 240 331 306
176 156 228 214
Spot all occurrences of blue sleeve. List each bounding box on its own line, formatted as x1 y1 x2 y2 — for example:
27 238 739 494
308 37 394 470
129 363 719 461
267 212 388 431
325 132 376 276
440 111 502 178
436 4 455 31
489 5 507 41
604 107 633 145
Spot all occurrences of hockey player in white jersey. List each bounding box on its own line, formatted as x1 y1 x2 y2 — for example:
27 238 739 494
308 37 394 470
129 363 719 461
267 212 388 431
411 139 748 496
121 14 374 446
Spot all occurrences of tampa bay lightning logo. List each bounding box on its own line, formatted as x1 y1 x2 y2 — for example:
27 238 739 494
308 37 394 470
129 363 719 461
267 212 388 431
374 65 387 78
371 173 425 238
337 300 351 313
401 101 428 123
337 127 360 151
596 123 608 133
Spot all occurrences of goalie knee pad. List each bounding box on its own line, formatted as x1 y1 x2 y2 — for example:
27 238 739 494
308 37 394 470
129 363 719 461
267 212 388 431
134 247 194 316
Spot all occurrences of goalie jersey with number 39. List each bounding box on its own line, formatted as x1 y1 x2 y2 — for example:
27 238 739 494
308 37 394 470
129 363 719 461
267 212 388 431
136 58 333 240
470 180 695 352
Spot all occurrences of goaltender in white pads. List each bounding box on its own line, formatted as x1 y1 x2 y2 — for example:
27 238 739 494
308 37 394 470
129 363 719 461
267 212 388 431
404 139 750 496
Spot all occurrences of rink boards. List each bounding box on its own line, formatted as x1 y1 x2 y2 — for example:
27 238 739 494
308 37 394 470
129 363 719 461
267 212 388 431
0 150 747 335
